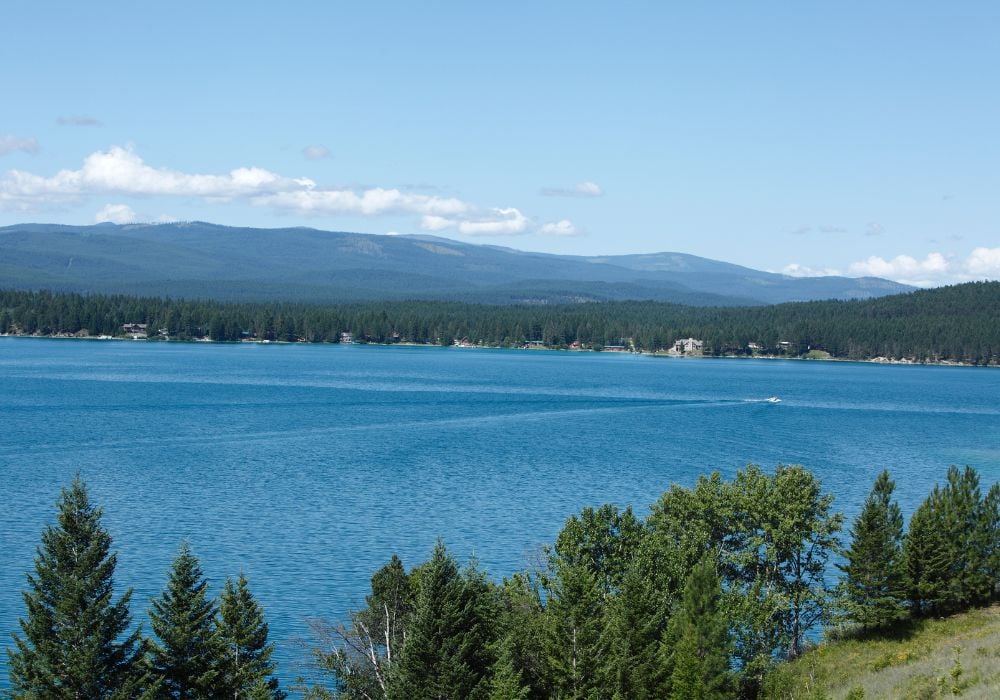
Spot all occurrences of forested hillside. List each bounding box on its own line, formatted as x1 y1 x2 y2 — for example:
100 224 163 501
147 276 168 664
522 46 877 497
0 222 911 305
1 281 998 364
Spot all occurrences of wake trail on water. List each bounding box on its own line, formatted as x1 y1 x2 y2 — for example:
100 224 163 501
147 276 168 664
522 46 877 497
0 398 755 458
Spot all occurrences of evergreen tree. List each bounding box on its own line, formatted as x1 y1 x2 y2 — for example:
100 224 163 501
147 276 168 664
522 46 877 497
661 555 731 700
836 470 907 628
216 573 284 699
542 560 605 699
487 638 530 700
904 490 951 616
390 541 496 699
599 555 665 699
149 542 220 698
940 466 992 608
7 476 151 699
981 483 1000 600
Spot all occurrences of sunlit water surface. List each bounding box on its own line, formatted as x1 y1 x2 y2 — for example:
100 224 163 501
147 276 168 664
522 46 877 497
2 338 998 684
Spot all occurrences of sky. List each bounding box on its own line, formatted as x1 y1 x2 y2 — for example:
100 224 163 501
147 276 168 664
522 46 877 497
2 1 999 286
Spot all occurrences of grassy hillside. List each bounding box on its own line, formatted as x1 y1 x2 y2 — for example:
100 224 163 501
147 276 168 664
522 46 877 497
764 605 1000 699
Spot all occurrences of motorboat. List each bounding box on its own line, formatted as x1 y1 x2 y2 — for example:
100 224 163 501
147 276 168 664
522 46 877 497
766 396 782 403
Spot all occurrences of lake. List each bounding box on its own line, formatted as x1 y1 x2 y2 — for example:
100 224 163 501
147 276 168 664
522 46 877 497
1 338 998 685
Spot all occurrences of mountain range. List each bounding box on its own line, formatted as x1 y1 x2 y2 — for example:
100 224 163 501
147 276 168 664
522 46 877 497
0 222 913 306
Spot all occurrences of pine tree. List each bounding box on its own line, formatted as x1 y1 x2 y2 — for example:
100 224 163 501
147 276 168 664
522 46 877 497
662 555 731 700
836 470 908 628
7 476 151 698
904 490 951 617
981 483 1000 600
542 560 605 699
599 555 665 699
149 542 221 698
216 573 284 699
390 541 496 699
487 638 530 700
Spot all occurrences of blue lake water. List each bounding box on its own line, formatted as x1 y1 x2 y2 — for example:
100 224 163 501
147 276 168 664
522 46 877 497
1 338 999 685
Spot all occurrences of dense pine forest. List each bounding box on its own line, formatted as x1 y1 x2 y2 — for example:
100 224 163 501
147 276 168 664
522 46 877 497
9 466 999 698
1 282 999 364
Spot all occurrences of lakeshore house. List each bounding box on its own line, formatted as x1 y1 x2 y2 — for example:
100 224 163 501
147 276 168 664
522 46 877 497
340 331 354 344
672 337 703 355
122 323 147 339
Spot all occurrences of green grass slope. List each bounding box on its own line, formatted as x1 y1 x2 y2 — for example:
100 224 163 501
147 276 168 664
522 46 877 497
764 606 1000 699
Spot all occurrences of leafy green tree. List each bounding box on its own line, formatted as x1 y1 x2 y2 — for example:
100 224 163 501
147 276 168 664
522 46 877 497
836 470 907 628
7 476 152 699
662 555 731 700
216 573 284 699
390 541 497 699
729 465 843 661
149 542 220 698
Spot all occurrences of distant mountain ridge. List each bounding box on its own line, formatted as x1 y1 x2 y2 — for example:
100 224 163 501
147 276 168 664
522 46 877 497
0 222 913 305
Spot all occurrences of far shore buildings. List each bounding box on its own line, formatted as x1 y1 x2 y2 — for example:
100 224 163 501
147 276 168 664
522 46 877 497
671 337 703 355
121 323 147 339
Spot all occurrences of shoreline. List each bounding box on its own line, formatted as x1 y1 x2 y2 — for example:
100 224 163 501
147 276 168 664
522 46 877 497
1 332 994 368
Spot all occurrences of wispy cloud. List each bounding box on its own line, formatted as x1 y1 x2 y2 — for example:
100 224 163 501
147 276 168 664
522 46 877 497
0 135 40 156
0 145 569 237
302 144 331 160
540 181 603 198
790 224 847 235
781 263 842 277
57 115 101 127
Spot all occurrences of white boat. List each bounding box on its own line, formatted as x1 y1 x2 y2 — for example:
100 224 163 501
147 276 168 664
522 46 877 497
766 396 782 403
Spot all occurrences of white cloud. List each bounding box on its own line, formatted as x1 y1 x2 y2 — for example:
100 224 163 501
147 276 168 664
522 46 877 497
57 115 101 126
1 145 574 238
420 215 453 231
302 144 331 160
848 253 950 286
0 146 307 207
0 135 39 156
964 247 1000 277
540 181 603 197
258 187 467 217
781 263 842 277
539 219 580 236
420 207 530 236
844 248 1000 286
95 203 136 224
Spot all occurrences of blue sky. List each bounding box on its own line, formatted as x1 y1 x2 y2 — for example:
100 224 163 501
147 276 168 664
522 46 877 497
2 1 998 285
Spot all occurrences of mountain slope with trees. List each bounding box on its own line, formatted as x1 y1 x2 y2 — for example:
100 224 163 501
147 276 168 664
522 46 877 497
0 222 911 305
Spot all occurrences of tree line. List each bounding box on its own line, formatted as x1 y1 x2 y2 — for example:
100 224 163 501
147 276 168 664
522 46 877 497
9 466 998 698
2 282 999 363
7 478 283 699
